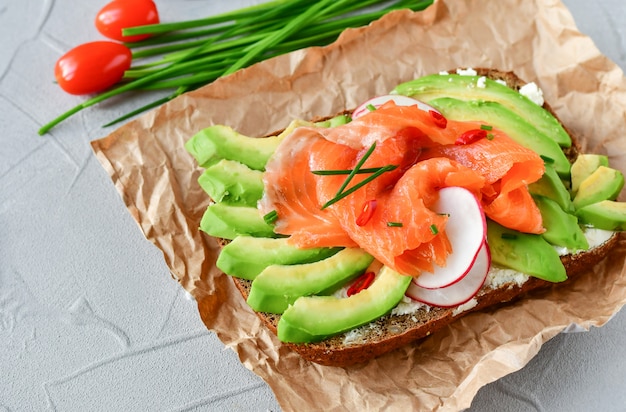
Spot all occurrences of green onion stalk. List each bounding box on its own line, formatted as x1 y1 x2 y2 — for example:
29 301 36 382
38 0 434 135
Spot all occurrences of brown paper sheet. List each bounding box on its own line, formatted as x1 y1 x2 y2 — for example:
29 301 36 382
91 0 626 410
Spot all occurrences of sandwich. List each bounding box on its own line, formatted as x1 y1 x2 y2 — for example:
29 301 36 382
184 68 625 367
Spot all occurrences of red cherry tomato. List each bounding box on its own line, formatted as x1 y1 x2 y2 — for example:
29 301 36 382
95 0 160 43
54 41 132 95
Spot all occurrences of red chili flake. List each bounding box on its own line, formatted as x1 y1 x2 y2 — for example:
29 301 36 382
429 110 447 129
455 129 488 145
347 271 376 297
356 199 377 226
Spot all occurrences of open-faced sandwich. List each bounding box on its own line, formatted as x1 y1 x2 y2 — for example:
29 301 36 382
184 68 625 367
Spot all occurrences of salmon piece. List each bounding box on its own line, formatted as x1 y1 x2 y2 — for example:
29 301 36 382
317 105 545 235
423 130 545 233
482 186 543 234
259 102 546 276
394 234 453 276
259 127 357 248
317 102 459 148
330 157 484 274
262 120 485 276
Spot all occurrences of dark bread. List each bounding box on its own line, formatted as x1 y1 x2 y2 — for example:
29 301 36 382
224 68 621 367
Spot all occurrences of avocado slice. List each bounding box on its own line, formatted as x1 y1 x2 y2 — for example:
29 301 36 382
576 200 626 231
392 74 572 148
185 125 282 171
572 166 625 210
186 116 352 171
314 114 351 128
570 153 610 195
529 164 575 213
247 248 374 314
277 266 412 343
198 159 264 207
199 203 277 240
487 220 567 282
533 195 588 251
429 97 571 177
217 236 341 280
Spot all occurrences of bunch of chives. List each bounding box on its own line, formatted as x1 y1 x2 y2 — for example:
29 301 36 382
38 0 433 135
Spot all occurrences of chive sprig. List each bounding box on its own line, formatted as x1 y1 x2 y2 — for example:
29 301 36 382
317 141 398 209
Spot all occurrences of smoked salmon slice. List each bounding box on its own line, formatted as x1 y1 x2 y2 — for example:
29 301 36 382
259 127 357 248
422 130 545 234
317 102 461 148
259 102 545 277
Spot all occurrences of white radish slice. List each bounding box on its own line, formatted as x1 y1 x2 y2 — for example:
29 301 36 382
406 241 490 308
413 186 487 289
351 95 438 119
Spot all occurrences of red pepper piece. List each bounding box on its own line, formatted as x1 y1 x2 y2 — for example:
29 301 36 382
356 199 377 226
347 272 376 297
455 129 488 145
429 110 447 129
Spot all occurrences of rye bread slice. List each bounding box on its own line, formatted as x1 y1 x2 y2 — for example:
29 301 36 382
231 235 618 367
221 68 621 367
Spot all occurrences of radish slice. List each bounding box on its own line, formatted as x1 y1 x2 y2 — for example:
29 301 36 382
406 241 491 308
413 186 487 289
352 95 437 119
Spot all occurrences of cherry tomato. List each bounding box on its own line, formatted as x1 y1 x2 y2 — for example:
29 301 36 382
95 0 160 43
54 41 132 95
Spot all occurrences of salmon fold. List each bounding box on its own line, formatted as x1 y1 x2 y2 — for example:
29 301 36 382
259 103 545 277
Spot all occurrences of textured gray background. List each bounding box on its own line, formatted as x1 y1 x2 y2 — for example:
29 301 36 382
1 1 625 411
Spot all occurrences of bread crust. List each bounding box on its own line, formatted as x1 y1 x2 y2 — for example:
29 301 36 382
223 68 620 367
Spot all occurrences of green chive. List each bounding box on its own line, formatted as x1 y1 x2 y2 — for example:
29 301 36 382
321 164 396 209
102 94 178 127
312 165 397 175
224 0 338 76
387 222 403 227
486 133 495 140
430 224 439 234
480 124 493 131
124 1 290 36
334 141 377 198
366 104 377 112
263 210 278 224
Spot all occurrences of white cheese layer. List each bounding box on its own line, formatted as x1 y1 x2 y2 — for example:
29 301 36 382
456 67 478 76
519 82 545 106
554 227 616 256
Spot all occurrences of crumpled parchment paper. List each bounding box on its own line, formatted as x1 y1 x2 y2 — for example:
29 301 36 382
91 0 626 410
